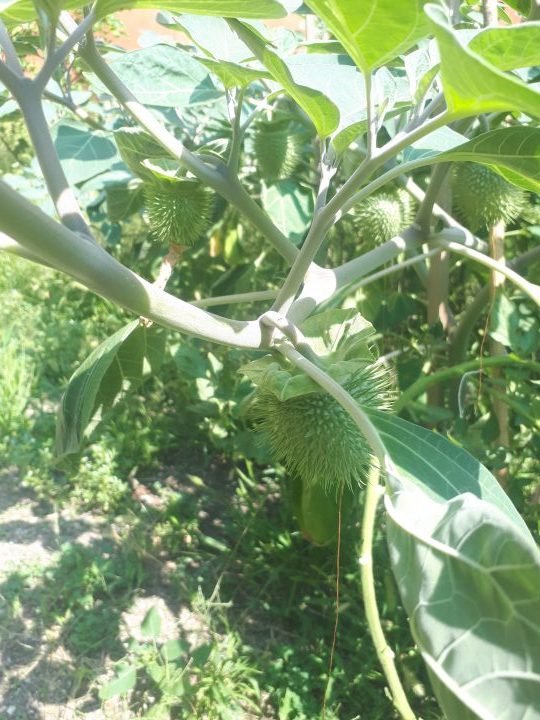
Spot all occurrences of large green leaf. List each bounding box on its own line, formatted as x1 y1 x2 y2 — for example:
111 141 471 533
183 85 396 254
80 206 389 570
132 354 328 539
425 4 540 119
114 126 173 181
94 0 286 20
469 23 540 72
368 410 529 533
56 321 165 456
228 19 339 137
261 180 314 244
87 45 221 109
160 13 256 62
368 410 540 719
385 481 540 720
0 0 79 24
406 126 540 194
52 122 120 186
303 0 429 72
199 57 271 89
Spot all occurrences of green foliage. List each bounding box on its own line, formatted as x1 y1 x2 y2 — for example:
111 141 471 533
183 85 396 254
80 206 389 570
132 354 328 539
453 163 526 230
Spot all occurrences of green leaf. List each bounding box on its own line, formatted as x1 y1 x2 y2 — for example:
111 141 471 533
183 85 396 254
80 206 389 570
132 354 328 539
261 180 314 244
161 13 257 62
490 291 539 354
105 180 144 222
425 3 540 119
469 23 540 72
367 409 529 534
407 126 540 194
98 663 137 700
385 480 540 719
88 45 221 109
141 606 162 639
0 0 79 24
52 122 120 186
303 0 430 72
199 57 270 89
56 321 164 457
94 0 286 21
228 19 339 137
162 638 189 662
114 127 172 181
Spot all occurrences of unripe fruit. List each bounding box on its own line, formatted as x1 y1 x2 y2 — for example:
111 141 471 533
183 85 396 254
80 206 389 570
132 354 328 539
253 120 304 180
290 475 355 545
452 163 525 231
354 188 413 247
249 363 394 493
144 179 213 246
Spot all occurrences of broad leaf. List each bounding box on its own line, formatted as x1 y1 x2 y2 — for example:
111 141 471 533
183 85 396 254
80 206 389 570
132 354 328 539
303 0 429 72
199 57 270 89
406 126 540 194
105 180 144 222
52 122 120 186
385 482 540 720
160 13 257 62
94 0 286 21
88 45 221 109
141 607 162 639
98 663 137 700
426 4 540 119
469 23 540 72
56 321 165 456
114 126 172 181
228 19 339 137
367 409 529 533
261 180 314 244
0 0 79 24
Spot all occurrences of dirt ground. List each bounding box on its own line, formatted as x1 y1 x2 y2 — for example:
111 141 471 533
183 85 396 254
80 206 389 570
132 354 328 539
0 470 198 720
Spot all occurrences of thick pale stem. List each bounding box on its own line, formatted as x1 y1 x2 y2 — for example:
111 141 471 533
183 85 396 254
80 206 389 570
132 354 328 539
0 180 264 349
360 466 417 720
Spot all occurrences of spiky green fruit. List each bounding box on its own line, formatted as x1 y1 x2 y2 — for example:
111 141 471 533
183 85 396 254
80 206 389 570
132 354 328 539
253 121 304 180
453 163 525 231
250 363 394 493
354 189 412 247
144 179 213 246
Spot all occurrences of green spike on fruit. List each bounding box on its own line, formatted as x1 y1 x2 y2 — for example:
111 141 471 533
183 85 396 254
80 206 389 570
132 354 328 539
452 163 525 231
144 179 213 246
354 189 412 247
250 363 394 494
253 120 304 180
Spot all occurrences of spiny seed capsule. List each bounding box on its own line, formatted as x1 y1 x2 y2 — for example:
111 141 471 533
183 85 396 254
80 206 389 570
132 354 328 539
144 179 213 246
354 188 414 247
453 163 525 231
250 363 394 493
253 120 304 180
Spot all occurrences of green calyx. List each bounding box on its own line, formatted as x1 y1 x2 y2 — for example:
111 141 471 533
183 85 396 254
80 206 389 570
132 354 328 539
354 188 414 247
144 178 213 246
253 120 304 180
452 163 526 231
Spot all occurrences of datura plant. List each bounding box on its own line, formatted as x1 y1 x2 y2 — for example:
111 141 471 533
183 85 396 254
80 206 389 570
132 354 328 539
0 1 539 719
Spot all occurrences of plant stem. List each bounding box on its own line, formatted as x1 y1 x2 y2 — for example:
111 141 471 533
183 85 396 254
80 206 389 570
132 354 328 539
395 355 540 412
74 25 298 264
0 18 23 75
360 465 417 720
193 290 277 308
0 179 264 349
433 230 540 307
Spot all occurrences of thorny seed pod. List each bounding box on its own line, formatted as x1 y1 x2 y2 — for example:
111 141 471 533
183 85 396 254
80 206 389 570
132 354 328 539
249 362 394 494
354 188 414 247
253 120 304 180
452 163 525 231
144 179 213 246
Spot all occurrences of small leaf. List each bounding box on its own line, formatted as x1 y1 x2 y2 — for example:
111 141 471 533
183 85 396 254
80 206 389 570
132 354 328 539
162 638 189 662
141 606 162 639
199 57 271 89
98 663 137 700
